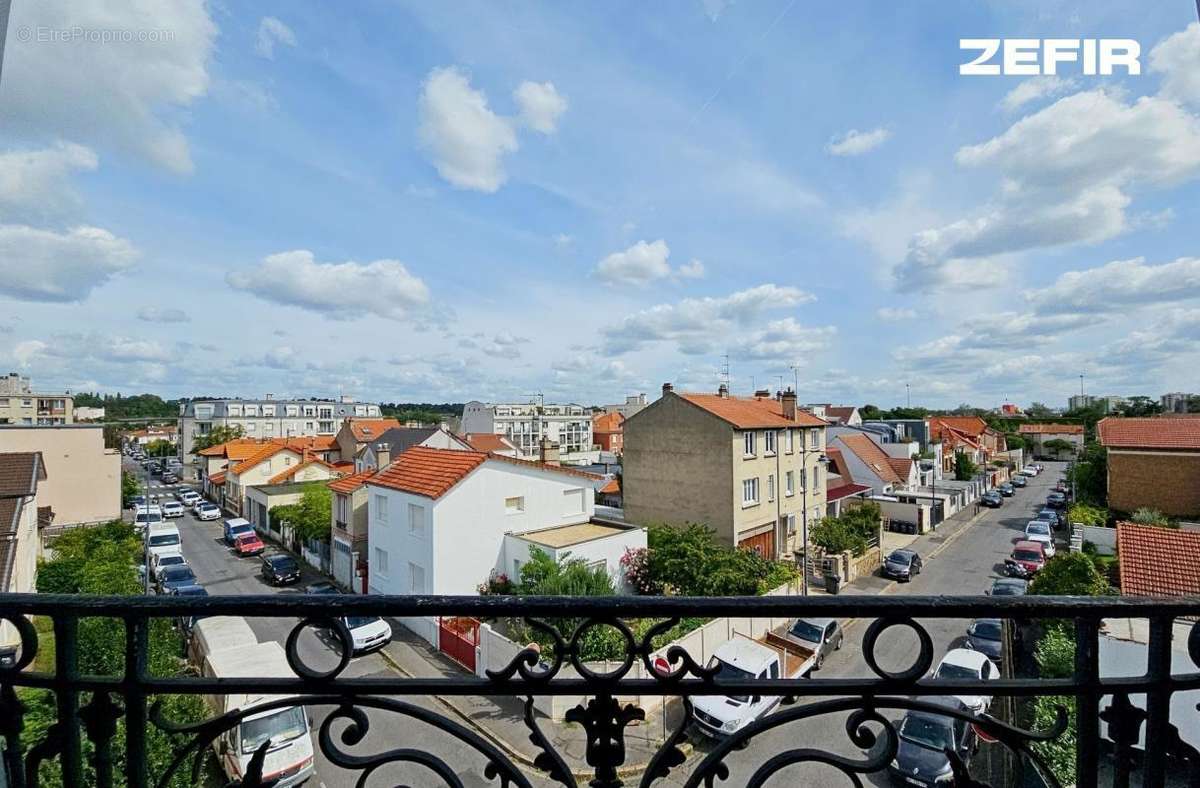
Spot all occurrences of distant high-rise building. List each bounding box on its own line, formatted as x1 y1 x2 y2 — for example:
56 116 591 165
1068 394 1094 411
1161 392 1196 413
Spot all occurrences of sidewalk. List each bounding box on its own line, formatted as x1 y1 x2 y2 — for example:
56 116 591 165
378 625 689 780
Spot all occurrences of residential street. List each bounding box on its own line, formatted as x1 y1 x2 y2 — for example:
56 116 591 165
128 456 1063 786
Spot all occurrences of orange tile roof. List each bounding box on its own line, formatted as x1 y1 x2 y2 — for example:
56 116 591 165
347 419 402 443
599 478 620 495
1098 417 1200 450
836 434 903 484
827 482 871 502
592 412 624 434
228 444 297 476
463 433 515 453
930 416 989 437
208 471 226 485
1018 423 1084 435
886 457 914 478
267 457 339 485
822 406 857 424
368 446 489 499
678 393 827 429
197 438 264 458
328 468 376 494
824 448 854 483
1117 522 1200 597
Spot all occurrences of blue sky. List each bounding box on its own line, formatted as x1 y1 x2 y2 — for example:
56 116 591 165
1 1 1198 409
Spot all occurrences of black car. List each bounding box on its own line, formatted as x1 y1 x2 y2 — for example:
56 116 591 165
883 549 923 582
156 565 198 594
1038 507 1065 528
305 581 339 595
1046 492 1067 509
987 577 1027 596
889 697 976 786
966 618 1004 665
1010 475 1027 488
261 553 302 585
997 482 1014 497
980 491 1003 507
170 584 208 598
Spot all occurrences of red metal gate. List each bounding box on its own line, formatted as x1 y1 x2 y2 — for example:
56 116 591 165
438 616 479 672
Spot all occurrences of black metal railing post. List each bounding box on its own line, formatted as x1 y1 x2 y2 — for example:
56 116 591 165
124 616 149 788
1073 616 1100 787
1142 615 1174 787
52 616 82 786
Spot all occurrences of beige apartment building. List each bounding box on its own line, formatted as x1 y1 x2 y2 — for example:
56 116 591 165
0 373 73 426
0 425 119 526
0 451 47 666
623 384 828 559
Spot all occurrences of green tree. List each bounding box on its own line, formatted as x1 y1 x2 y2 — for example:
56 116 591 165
645 522 798 596
1116 396 1162 417
1042 438 1076 459
1027 402 1054 418
1029 552 1111 597
269 482 333 541
859 404 882 421
190 425 246 453
143 438 176 458
1067 503 1108 527
1129 507 1174 528
809 501 881 557
121 470 140 505
518 548 615 596
1031 628 1077 784
1069 442 1107 505
953 451 978 481
1003 433 1027 451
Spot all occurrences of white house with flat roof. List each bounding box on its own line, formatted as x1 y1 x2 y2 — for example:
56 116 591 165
365 446 644 645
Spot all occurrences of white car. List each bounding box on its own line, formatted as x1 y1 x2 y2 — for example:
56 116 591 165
1021 466 1039 477
340 616 393 654
932 648 998 714
178 490 201 506
196 502 221 521
1024 520 1056 557
161 500 185 518
151 551 188 581
133 506 163 532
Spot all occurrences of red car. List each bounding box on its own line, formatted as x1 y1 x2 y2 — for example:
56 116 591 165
233 532 265 556
1005 540 1046 578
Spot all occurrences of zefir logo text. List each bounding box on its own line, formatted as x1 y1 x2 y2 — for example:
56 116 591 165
959 39 1141 76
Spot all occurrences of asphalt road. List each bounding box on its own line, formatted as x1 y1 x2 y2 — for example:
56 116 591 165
123 455 1065 786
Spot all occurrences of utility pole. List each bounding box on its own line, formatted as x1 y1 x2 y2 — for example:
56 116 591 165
906 383 911 408
789 364 800 395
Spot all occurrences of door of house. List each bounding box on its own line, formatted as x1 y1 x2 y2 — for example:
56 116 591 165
438 617 479 672
738 528 776 559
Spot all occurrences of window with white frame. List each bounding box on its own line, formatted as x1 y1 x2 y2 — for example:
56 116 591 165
785 471 795 496
767 473 775 501
408 562 425 593
742 477 759 506
286 405 299 417
743 431 756 457
408 503 425 537
810 465 819 490
374 494 388 523
786 513 797 534
374 548 389 576
797 467 806 492
563 488 585 516
785 429 793 453
244 422 256 432
809 429 820 449
764 430 776 455
505 496 525 514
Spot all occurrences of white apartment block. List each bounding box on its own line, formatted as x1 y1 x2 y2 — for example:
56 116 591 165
0 373 73 426
178 396 381 463
461 398 597 464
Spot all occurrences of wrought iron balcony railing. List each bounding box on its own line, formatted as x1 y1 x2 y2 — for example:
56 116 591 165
0 593 1197 788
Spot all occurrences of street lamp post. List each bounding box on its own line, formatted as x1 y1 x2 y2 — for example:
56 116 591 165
799 435 830 597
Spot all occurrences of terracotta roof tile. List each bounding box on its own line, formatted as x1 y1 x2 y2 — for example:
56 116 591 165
836 434 903 484
599 478 620 495
463 433 516 453
228 444 292 476
1098 417 1200 450
347 419 402 443
368 446 488 499
678 393 827 429
826 482 871 502
592 412 624 433
328 468 376 494
209 471 227 486
1018 423 1085 435
886 457 914 478
929 416 989 438
824 448 854 484
1116 522 1200 597
822 406 857 424
0 452 43 498
267 457 338 485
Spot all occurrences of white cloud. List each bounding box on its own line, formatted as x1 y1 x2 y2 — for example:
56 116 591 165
1000 76 1076 112
137 306 191 323
0 225 137 302
255 16 297 59
895 88 1200 292
226 250 431 320
738 318 835 361
13 340 47 366
417 67 518 192
877 307 917 321
0 143 98 222
553 233 573 248
700 0 732 21
2 0 217 173
603 284 814 355
12 333 170 365
1025 256 1200 315
458 331 530 359
594 240 708 286
826 127 892 156
514 81 568 134
1150 22 1200 108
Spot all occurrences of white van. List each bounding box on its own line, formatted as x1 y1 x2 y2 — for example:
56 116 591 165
146 523 182 559
133 505 163 531
188 616 257 665
202 641 315 786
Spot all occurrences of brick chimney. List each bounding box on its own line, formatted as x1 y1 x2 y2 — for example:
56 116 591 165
781 389 797 421
662 382 674 396
539 437 561 466
375 443 391 468
718 383 729 398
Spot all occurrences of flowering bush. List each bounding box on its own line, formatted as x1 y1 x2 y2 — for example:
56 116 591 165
620 547 661 595
477 571 515 595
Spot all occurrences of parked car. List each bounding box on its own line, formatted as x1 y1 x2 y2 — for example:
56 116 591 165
222 517 255 545
1047 491 1067 509
338 616 393 654
196 502 220 521
1010 475 1027 488
779 617 843 671
1024 520 1056 558
127 495 146 509
1006 540 1046 578
987 577 1027 596
305 581 339 595
151 551 188 581
980 491 1003 507
889 697 977 786
161 472 179 484
232 532 265 556
160 500 185 518
169 584 208 598
932 648 999 714
997 482 1014 497
693 633 818 737
882 549 923 582
133 505 163 531
1037 507 1065 528
261 553 301 585
156 564 198 594
965 618 1005 665
178 490 201 506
